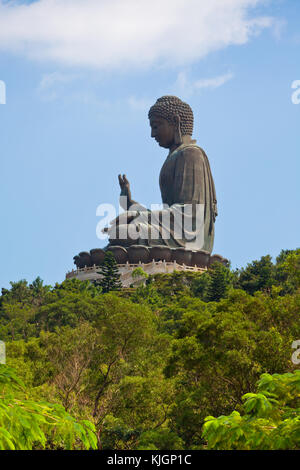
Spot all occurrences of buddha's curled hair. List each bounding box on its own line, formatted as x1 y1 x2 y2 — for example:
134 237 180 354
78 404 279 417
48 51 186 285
148 96 194 136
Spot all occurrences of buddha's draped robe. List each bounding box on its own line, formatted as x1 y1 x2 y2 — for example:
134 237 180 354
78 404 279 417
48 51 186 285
110 142 217 253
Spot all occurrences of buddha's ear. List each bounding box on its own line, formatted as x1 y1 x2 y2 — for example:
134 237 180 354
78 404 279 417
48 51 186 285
173 114 182 145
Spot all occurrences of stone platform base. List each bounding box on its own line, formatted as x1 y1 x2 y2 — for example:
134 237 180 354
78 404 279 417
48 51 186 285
73 246 229 270
66 260 207 288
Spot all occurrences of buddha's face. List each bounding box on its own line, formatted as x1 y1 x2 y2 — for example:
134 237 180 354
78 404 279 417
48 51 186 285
149 115 176 149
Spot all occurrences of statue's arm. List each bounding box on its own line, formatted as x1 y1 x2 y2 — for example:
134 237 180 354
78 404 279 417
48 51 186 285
173 147 206 204
172 147 218 233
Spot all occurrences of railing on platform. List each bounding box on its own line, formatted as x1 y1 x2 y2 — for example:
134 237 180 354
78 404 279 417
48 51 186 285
66 260 206 279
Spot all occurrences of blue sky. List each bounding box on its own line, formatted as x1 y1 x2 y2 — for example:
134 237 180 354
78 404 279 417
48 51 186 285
0 0 299 288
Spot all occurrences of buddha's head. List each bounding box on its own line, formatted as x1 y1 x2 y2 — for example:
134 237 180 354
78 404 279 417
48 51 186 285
148 96 194 149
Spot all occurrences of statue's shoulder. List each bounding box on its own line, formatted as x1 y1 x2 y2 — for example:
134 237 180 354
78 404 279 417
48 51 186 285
179 144 206 164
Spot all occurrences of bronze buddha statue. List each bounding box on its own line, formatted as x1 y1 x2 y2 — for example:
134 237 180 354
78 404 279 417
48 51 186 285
106 95 217 254
72 96 223 271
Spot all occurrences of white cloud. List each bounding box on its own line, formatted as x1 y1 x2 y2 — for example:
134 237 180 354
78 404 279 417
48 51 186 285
0 0 276 70
39 72 78 90
193 72 234 90
37 71 79 100
173 71 234 97
270 18 287 40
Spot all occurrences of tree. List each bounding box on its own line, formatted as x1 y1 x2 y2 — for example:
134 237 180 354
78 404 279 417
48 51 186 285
205 262 232 302
190 272 210 299
132 268 148 286
29 277 51 306
1 280 31 306
1 302 36 341
164 287 299 448
35 288 101 331
53 278 102 296
40 323 98 411
0 247 299 451
96 252 122 293
281 250 300 289
0 365 97 450
235 255 275 295
202 371 300 450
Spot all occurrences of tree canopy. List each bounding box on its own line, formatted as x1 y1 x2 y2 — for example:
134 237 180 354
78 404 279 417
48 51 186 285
0 248 299 450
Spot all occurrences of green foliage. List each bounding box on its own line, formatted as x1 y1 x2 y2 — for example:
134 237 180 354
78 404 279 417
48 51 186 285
100 415 141 450
131 268 149 286
190 272 210 298
137 429 184 450
163 287 300 447
281 250 300 289
205 262 233 302
0 247 299 450
130 276 163 307
53 278 102 296
151 272 195 300
1 278 51 306
234 255 275 295
233 249 300 296
95 251 122 293
0 365 97 450
202 371 300 450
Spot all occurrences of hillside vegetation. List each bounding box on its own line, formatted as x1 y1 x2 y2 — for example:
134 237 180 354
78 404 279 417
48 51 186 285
0 249 299 450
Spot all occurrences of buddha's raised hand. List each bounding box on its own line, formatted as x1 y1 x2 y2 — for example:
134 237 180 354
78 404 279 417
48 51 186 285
118 174 134 209
118 174 145 211
118 174 131 195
